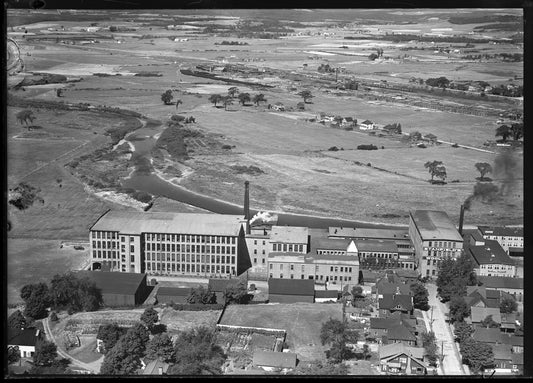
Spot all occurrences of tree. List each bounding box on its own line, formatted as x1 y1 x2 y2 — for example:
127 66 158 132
140 307 159 331
49 273 102 313
474 162 492 181
510 122 523 140
222 95 233 111
361 344 371 360
448 296 470 323
8 310 27 333
368 53 378 60
145 333 174 363
170 326 226 375
320 318 358 363
298 90 314 103
453 321 473 343
252 93 267 106
421 331 438 366
56 88 63 97
8 346 20 364
227 87 239 98
209 94 223 107
351 286 364 302
175 99 182 110
238 92 251 105
495 124 511 142
21 282 51 320
500 295 517 314
460 338 494 374
424 160 447 182
33 340 58 366
8 182 44 211
480 315 500 329
224 281 250 304
187 286 217 304
15 109 36 130
28 358 70 375
96 323 126 353
410 281 430 311
100 323 150 375
161 90 173 105
436 253 477 303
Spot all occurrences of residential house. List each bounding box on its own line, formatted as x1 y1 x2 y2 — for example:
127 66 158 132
268 278 315 303
477 276 523 302
511 354 523 374
500 312 519 334
467 240 516 277
472 327 504 345
468 306 501 327
378 293 414 316
382 123 402 135
477 226 523 254
379 343 427 375
142 359 170 375
252 351 297 372
491 344 514 374
506 335 523 354
409 210 464 278
359 119 375 130
382 324 418 346
360 270 386 285
7 328 43 358
423 133 438 144
374 280 412 299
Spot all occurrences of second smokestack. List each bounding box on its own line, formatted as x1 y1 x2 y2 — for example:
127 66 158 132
244 181 250 234
459 204 465 236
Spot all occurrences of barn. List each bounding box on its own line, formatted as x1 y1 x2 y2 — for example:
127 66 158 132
77 271 151 307
268 278 315 303
155 287 191 305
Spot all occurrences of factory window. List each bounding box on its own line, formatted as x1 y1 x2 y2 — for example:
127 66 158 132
280 274 283 279
432 269 436 275
299 245 304 252
280 264 284 270
334 276 338 281
427 259 431 266
426 270 430 276
432 259 436 265
130 255 134 263
130 245 134 252
222 247 226 254
254 240 257 245
254 258 257 264
290 274 294 279
254 249 257 255
121 237 125 242
283 244 287 252
288 245 293 252
262 259 265 264
270 273 273 278
262 249 265 255
263 240 266 245
340 267 344 272
231 256 235 263
270 264 273 270
290 264 294 271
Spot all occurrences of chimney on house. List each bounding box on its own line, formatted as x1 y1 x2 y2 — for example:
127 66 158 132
158 366 163 375
244 181 251 235
459 204 465 236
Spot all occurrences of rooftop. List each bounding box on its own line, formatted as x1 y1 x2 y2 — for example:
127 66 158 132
376 281 411 296
387 324 417 341
253 351 297 369
468 240 515 266
379 343 425 361
328 227 409 241
90 210 245 236
478 226 523 238
315 290 340 299
379 293 413 311
208 278 241 292
355 239 398 253
268 278 314 296
8 328 40 347
77 271 146 295
270 225 308 244
472 327 503 344
156 287 192 297
410 210 463 242
470 306 501 324
142 360 170 375
477 276 523 290
492 344 512 361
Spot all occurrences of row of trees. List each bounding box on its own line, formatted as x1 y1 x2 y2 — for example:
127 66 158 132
495 122 523 142
453 321 494 374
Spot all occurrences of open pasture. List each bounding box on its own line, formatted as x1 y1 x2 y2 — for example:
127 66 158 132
219 303 343 361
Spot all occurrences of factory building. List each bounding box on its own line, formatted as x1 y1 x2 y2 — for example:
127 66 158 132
408 210 464 278
89 211 251 278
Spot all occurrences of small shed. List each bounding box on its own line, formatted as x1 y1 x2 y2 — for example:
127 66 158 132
268 278 314 303
156 287 191 305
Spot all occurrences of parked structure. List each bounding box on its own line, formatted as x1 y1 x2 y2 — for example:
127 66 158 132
89 211 251 277
409 210 463 278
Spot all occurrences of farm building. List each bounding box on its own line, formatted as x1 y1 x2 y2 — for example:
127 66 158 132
89 211 251 277
7 328 43 358
359 120 375 130
268 278 314 303
155 287 191 304
77 270 151 307
252 350 297 372
271 102 285 111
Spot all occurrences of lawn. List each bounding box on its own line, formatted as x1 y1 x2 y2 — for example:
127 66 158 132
158 307 222 335
7 238 90 305
219 303 344 361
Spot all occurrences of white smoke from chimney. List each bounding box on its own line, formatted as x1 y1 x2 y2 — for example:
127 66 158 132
249 211 278 226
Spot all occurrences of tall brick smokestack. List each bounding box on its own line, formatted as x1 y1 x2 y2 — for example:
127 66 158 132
459 204 465 236
244 181 250 234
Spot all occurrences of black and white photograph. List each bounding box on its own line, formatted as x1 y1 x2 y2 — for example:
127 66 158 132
5 5 525 377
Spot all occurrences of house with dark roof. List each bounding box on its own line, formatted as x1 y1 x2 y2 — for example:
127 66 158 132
511 354 523 374
467 240 516 277
383 324 417 346
505 335 523 354
252 351 297 372
464 286 500 309
142 359 170 375
477 276 523 302
477 226 523 254
378 293 413 315
472 327 504 345
268 278 315 303
500 312 519 334
359 119 375 130
374 280 411 298
314 290 340 303
155 287 192 305
7 328 43 358
77 271 151 307
491 344 514 373
379 343 427 375
469 307 501 327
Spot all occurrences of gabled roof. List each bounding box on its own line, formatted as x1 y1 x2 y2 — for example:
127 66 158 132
500 312 517 325
328 227 410 241
268 278 314 296
379 343 425 362
477 276 523 290
506 335 523 346
253 351 297 369
77 271 146 295
492 344 512 361
361 270 385 283
376 281 411 296
387 324 417 341
8 328 40 347
142 360 170 375
468 240 515 266
477 226 523 237
370 317 401 330
470 307 501 324
379 294 413 311
156 287 192 297
361 119 373 124
472 327 503 344
90 210 244 236
394 269 419 279
465 291 489 309
355 239 398 253
208 278 241 292
511 354 523 365
409 210 463 242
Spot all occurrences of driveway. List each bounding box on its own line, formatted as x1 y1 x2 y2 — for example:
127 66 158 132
422 283 467 376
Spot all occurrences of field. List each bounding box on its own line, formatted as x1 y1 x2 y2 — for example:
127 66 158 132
219 303 344 361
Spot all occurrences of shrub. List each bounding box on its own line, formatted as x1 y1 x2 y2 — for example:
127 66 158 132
328 146 339 151
357 144 378 150
170 303 225 311
452 143 459 148
222 144 232 150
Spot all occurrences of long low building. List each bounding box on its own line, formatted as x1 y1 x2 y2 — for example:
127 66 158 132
89 211 251 278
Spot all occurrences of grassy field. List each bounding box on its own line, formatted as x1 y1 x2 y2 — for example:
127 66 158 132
219 303 343 361
7 239 90 305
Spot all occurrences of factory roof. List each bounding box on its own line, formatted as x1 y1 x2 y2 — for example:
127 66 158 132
76 271 146 295
328 227 410 241
410 210 463 241
468 240 515 266
477 276 523 290
355 240 398 253
478 226 523 237
90 211 245 236
156 287 192 297
312 236 351 251
270 226 308 244
268 278 315 296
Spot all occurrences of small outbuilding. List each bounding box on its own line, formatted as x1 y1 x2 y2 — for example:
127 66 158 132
268 278 315 303
253 350 297 372
156 287 191 305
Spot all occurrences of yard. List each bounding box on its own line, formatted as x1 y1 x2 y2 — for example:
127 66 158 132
219 303 344 361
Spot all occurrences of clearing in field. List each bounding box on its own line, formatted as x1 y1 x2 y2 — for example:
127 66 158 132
219 303 343 361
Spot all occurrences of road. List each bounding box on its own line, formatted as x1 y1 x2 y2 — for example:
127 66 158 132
422 283 467 376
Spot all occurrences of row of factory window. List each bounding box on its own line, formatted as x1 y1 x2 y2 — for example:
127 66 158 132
317 250 346 255
271 243 305 252
270 274 353 282
94 250 121 259
426 269 437 276
428 249 459 257
145 243 236 255
146 263 235 274
253 258 267 264
484 235 522 241
360 252 397 259
427 240 458 249
269 264 354 273
145 233 236 244
253 239 267 246
92 231 118 240
145 252 236 264
480 264 514 270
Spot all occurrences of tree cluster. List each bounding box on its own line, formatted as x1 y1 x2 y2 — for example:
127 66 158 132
49 273 103 313
223 281 251 305
421 331 438 366
436 253 477 304
320 318 358 363
8 182 44 211
425 77 450 88
186 286 217 305
459 338 495 374
97 323 127 353
424 160 447 183
495 122 523 142
410 281 430 311
161 89 173 105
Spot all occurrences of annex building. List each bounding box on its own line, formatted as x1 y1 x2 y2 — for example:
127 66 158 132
89 211 251 278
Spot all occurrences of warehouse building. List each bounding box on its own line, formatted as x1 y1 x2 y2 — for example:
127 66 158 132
408 210 463 278
89 211 251 278
77 270 151 307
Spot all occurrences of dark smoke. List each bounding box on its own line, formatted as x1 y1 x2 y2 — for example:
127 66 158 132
464 182 500 210
493 149 519 196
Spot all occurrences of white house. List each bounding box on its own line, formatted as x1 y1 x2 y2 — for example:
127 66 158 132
8 328 42 358
359 120 375 130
